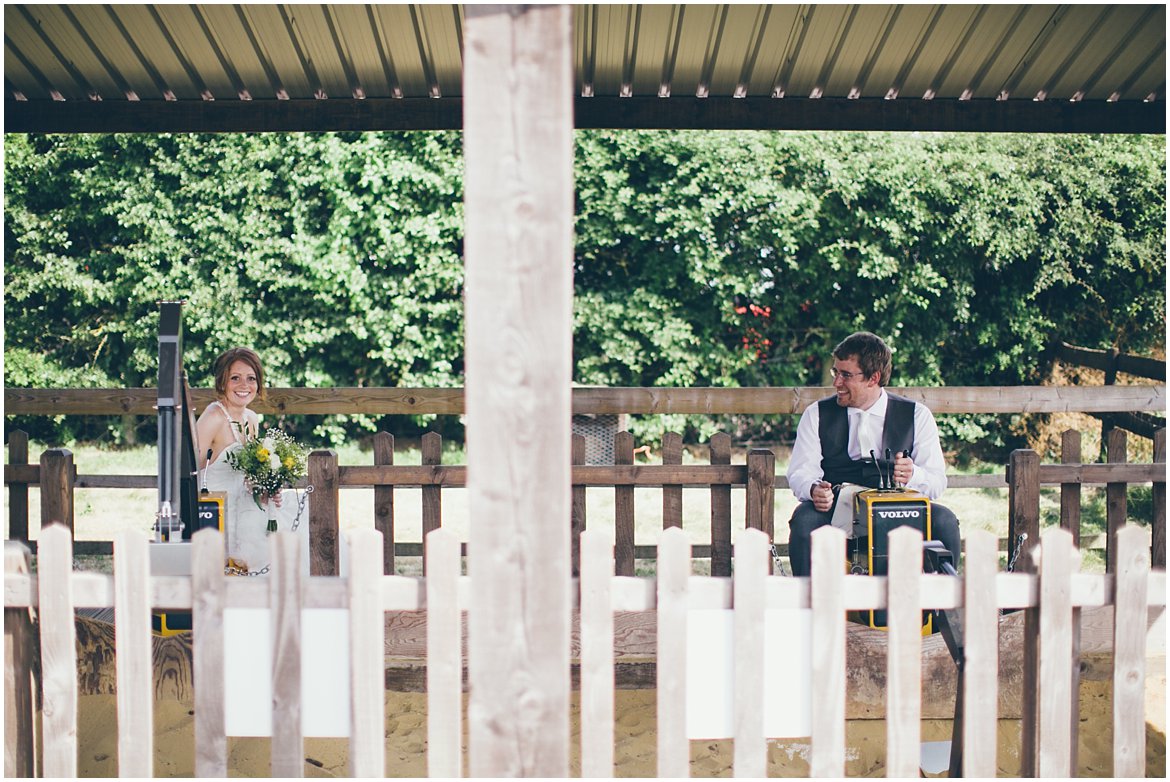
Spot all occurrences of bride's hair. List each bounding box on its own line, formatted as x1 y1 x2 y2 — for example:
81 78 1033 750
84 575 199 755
213 347 267 401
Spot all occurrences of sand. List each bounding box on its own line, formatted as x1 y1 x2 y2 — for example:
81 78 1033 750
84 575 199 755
69 661 1165 778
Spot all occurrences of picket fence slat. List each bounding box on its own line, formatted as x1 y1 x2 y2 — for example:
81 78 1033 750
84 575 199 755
39 524 78 778
614 431 635 577
709 433 733 578
663 432 683 529
1038 528 1075 777
657 527 689 777
963 530 1000 778
1113 526 1150 777
348 528 386 778
426 528 462 778
114 531 153 777
193 530 227 776
886 528 922 778
270 533 304 777
810 526 846 778
4 543 36 779
580 529 615 777
733 529 767 777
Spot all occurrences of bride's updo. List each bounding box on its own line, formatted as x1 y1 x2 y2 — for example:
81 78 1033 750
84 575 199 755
212 347 267 401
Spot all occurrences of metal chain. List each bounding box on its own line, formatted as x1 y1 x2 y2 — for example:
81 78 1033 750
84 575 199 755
770 543 792 577
223 485 314 577
1006 532 1028 573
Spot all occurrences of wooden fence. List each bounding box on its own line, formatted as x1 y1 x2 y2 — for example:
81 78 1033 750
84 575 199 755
6 425 1165 573
5 522 1163 777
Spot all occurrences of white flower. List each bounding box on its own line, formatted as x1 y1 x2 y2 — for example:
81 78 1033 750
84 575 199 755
269 453 281 470
262 436 276 452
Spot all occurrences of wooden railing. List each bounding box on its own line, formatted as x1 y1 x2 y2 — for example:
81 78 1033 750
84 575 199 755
5 523 1163 777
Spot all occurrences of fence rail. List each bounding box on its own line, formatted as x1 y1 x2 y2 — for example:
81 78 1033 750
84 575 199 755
5 383 1166 416
4 523 1163 777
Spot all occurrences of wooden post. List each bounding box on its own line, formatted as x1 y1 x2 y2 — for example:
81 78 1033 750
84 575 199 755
426 528 462 778
1007 449 1040 568
373 432 396 575
709 433 732 578
810 526 847 778
614 431 636 576
421 432 443 576
885 527 922 778
40 448 74 536
270 533 303 777
7 431 29 543
192 529 227 777
4 542 36 778
1100 346 1120 459
662 431 683 529
962 530 999 778
579 529 614 777
347 528 386 778
571 434 586 578
656 527 689 778
1037 528 1075 777
745 448 775 542
733 529 768 776
38 524 78 778
464 4 574 776
308 449 339 576
1105 429 1127 574
113 531 153 777
1153 428 1165 569
1059 430 1082 547
1112 525 1149 777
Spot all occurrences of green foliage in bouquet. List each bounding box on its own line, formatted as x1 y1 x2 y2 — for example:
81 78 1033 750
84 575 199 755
224 429 308 510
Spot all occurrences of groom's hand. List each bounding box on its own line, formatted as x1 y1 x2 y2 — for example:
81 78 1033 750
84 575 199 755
811 480 834 512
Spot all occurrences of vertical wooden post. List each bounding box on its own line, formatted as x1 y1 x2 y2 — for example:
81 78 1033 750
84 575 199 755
885 527 922 778
614 431 636 576
4 542 36 778
192 529 227 776
373 432 396 575
662 431 683 529
40 448 74 536
962 530 999 778
1037 528 1075 778
1007 449 1040 567
1100 346 1120 459
308 449 339 576
1059 430 1082 547
579 529 614 778
38 524 78 778
421 432 443 559
709 433 732 578
427 528 463 778
114 531 153 777
270 533 303 778
7 431 29 542
656 527 689 778
1153 428 1166 569
464 4 574 776
733 529 768 776
1105 429 1127 574
1112 525 1149 777
809 526 846 778
571 434 587 578
745 448 775 542
347 528 386 778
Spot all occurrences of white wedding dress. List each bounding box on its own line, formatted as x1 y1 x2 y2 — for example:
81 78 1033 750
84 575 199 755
202 403 310 574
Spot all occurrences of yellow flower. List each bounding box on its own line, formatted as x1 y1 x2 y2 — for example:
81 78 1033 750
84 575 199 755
256 447 270 460
283 456 295 469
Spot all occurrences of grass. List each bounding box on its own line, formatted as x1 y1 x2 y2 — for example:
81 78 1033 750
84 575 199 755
5 440 1149 575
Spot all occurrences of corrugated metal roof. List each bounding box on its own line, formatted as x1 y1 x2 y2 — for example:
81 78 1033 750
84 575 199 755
4 4 1165 132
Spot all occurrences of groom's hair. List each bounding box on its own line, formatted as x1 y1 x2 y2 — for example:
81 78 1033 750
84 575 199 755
213 347 267 400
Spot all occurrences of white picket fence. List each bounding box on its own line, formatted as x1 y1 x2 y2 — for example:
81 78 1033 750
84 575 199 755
4 523 1163 777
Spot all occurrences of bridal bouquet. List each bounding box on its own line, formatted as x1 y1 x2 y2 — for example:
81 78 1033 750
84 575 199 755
225 428 308 532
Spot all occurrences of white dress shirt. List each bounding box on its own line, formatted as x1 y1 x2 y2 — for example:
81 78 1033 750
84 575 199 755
787 388 948 502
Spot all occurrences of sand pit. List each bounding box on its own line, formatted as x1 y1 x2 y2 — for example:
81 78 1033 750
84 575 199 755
71 661 1165 778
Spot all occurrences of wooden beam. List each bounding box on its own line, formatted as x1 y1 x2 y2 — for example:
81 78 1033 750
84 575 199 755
463 5 574 777
5 383 1166 416
6 96 1164 135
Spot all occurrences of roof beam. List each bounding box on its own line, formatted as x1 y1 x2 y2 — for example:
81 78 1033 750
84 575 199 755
4 96 1164 135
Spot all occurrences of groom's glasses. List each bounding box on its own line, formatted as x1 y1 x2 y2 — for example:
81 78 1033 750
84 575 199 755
830 367 865 382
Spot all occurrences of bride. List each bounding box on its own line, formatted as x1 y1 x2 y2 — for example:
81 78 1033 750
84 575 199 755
196 347 306 573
